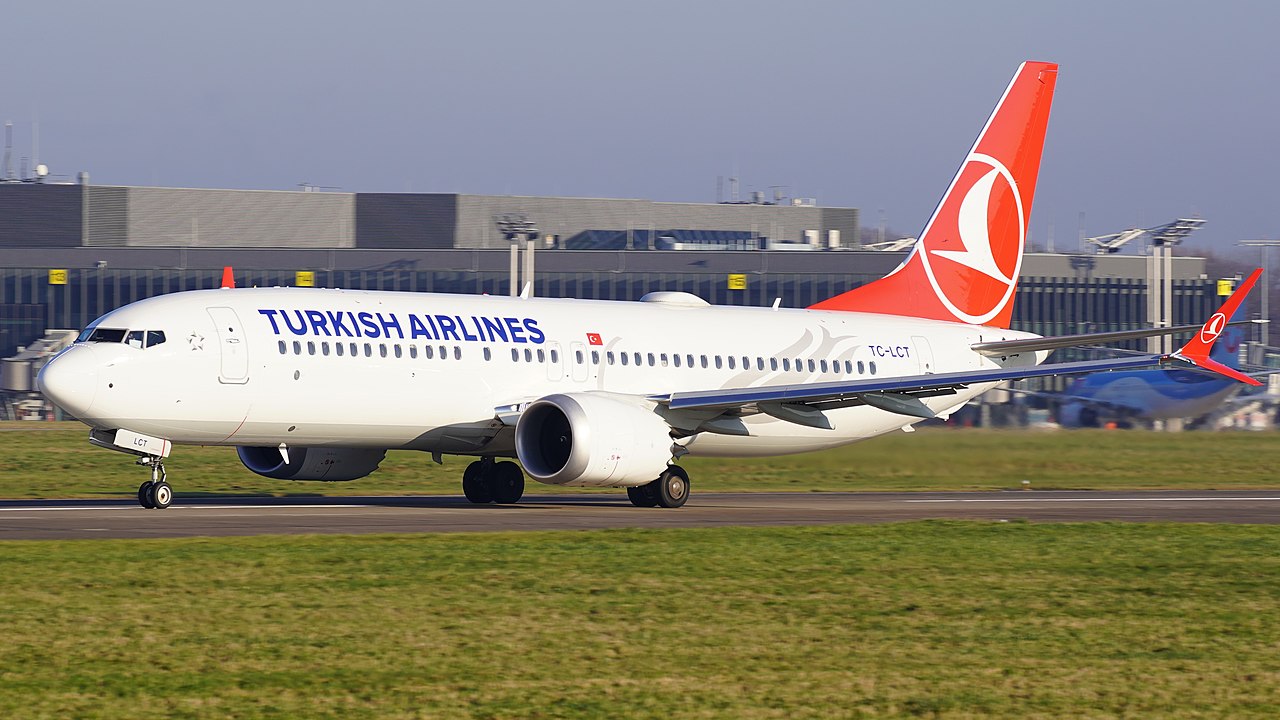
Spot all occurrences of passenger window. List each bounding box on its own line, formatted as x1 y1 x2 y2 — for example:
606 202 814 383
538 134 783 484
728 356 736 370
621 353 629 366
660 353 668 367
378 344 387 358
757 357 765 371
592 351 600 364
647 353 655 366
845 360 853 374
336 343 344 357
409 345 417 359
322 342 330 357
511 348 520 362
278 340 287 355
146 331 166 348
524 348 533 362
686 354 694 368
575 350 584 364
125 330 144 349
770 358 778 371
782 358 791 371
453 346 461 360
394 345 403 359
869 361 877 375
439 345 447 359
483 347 492 361
700 355 708 369
551 349 560 363
349 342 358 356
807 359 816 372
308 341 316 356
857 361 865 374
364 343 373 357
537 349 546 363
633 352 641 366
607 352 615 365
293 341 302 355
425 346 435 359
715 356 723 369
673 354 681 368
820 359 828 373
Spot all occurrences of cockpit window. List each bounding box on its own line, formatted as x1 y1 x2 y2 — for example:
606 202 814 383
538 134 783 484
77 327 167 348
80 328 128 343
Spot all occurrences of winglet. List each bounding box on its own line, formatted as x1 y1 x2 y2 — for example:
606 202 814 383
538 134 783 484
221 266 236 289
1171 268 1263 386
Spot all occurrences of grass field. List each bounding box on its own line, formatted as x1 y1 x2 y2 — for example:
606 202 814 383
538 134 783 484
4 421 1279 499
2 522 1278 718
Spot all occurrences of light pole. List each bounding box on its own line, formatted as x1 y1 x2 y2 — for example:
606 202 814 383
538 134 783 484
495 214 538 297
1238 239 1279 348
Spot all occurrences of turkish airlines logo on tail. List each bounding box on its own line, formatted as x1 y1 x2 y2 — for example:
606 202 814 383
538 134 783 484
1200 312 1227 345
918 152 1025 325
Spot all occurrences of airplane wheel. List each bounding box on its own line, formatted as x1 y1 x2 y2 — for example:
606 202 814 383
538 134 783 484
653 466 690 509
627 485 658 508
138 481 156 509
488 461 525 504
462 461 492 504
150 481 173 510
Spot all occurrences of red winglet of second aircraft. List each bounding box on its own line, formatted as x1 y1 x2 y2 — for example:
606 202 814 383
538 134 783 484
1171 268 1263 386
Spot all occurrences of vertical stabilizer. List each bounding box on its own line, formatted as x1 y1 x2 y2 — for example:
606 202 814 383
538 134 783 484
810 61 1058 328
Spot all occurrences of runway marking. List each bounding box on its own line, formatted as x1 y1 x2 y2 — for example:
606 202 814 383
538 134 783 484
0 504 367 512
906 497 1280 504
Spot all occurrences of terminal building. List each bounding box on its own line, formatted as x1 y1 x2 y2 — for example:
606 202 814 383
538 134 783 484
0 181 1228 420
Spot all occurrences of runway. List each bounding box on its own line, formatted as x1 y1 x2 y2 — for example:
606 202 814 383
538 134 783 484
1 490 1278 540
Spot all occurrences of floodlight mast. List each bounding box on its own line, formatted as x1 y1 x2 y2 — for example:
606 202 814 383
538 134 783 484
1239 239 1280 348
495 214 539 297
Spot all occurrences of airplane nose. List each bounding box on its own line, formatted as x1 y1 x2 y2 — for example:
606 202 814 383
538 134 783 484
37 345 100 418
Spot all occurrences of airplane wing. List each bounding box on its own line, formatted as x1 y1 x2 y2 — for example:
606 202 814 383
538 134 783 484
971 319 1264 357
651 268 1265 428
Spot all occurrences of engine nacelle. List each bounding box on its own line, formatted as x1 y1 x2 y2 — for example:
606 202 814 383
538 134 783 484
1056 402 1098 429
515 393 674 487
236 446 387 481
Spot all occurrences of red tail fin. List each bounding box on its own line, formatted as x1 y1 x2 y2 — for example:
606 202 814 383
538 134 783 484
810 61 1058 328
1173 268 1263 386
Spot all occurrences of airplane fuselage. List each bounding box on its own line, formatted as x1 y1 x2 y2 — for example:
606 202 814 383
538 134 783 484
45 287 1039 458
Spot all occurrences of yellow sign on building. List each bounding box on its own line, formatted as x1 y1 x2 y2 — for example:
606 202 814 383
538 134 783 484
48 269 68 285
727 273 747 290
1217 279 1234 296
296 271 315 287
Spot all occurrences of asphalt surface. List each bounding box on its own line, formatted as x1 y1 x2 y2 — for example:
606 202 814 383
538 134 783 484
0 490 1277 540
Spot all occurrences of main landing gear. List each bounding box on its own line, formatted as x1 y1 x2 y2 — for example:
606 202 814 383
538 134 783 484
135 456 173 510
627 466 690 509
462 458 526 504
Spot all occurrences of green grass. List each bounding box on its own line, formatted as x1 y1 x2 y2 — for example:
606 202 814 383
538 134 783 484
6 421 1280 499
2 522 1278 718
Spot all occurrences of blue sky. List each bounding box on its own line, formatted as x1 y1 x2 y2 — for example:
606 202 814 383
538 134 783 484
7 1 1278 252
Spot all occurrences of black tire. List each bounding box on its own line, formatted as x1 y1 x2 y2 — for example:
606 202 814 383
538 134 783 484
138 481 156 509
462 461 492 504
488 461 525 504
653 466 690 509
627 485 658 508
150 481 173 510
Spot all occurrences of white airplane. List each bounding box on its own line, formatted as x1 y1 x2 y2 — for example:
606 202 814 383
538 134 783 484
37 61 1262 510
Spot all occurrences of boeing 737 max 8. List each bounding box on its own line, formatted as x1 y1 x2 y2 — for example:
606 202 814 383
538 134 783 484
37 61 1262 509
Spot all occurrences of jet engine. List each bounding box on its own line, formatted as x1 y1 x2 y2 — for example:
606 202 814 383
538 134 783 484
1056 403 1098 429
514 393 675 487
236 446 387 481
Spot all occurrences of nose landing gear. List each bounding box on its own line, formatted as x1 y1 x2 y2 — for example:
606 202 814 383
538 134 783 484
136 456 172 509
